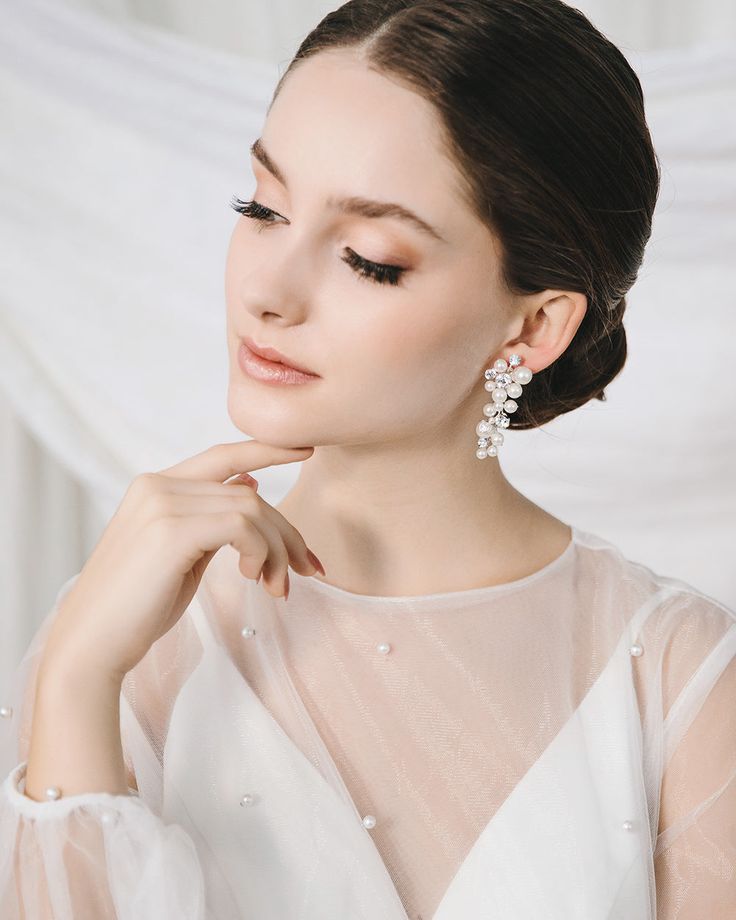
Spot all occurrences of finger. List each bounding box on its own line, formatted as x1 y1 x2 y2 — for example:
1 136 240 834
221 481 320 577
157 440 314 483
231 512 289 596
258 536 291 596
131 476 260 498
229 472 259 489
166 493 312 588
176 511 271 585
255 504 320 578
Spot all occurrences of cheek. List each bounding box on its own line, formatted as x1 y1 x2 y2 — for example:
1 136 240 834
335 302 479 415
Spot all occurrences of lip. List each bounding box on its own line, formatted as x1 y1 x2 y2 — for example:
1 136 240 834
238 340 320 386
242 336 317 376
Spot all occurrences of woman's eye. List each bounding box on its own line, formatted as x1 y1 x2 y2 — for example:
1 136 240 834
230 196 281 228
229 195 407 287
339 249 405 287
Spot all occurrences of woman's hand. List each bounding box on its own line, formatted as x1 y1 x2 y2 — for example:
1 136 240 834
39 440 321 682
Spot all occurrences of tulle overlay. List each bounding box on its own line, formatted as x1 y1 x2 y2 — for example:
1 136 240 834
1 526 734 919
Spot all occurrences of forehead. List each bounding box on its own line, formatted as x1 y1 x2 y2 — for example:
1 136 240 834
260 51 471 242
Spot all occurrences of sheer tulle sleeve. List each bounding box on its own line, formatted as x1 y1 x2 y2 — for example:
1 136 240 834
0 573 207 919
648 590 736 918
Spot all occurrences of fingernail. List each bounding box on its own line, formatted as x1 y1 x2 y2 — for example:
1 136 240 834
283 572 290 601
306 549 326 575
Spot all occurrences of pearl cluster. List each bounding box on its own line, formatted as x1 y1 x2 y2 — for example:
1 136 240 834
475 354 533 459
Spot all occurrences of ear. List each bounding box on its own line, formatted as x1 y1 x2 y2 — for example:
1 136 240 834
495 290 588 373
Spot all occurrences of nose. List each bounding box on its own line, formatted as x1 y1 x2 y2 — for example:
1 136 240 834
235 230 317 325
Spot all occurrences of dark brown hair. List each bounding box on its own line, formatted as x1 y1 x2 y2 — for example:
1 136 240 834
271 0 661 428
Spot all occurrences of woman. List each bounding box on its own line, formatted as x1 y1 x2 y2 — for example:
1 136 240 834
1 1 734 918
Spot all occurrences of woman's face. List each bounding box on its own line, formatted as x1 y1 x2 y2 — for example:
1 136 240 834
225 49 517 451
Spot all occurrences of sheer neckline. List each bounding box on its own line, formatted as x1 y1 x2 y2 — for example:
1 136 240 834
288 524 580 605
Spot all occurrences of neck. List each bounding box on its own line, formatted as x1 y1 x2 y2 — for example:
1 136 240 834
275 437 570 597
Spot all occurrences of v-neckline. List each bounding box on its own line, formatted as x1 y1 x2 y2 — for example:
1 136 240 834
188 573 675 920
210 624 596 920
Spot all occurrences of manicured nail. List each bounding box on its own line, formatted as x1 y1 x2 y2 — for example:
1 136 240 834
306 549 326 575
234 473 258 488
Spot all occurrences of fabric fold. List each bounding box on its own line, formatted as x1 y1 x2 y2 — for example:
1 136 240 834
0 761 206 920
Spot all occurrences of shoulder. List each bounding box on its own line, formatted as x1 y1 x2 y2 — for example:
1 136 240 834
571 527 735 705
572 525 735 625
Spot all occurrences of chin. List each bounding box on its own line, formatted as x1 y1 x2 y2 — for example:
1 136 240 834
225 387 313 448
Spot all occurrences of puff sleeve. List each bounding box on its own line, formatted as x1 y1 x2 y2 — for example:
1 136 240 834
0 573 207 919
648 590 736 918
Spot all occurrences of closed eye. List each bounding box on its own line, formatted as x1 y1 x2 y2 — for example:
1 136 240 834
229 196 407 287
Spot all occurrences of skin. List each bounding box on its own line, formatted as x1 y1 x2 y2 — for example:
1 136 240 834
225 48 588 597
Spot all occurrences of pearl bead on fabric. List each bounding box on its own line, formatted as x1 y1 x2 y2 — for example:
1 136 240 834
362 814 377 829
376 642 391 655
240 793 256 807
629 643 643 657
622 820 634 831
0 705 13 719
45 786 62 801
241 626 256 639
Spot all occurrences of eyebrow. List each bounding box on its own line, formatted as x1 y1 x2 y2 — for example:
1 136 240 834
250 138 447 244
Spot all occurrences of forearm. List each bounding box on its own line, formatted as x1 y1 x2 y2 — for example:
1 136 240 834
24 661 130 801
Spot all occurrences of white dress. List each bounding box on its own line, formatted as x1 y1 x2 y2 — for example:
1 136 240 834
0 525 734 919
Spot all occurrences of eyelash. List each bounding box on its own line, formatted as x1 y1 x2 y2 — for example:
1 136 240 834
229 195 406 287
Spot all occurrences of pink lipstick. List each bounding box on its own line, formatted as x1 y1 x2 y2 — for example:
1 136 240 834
238 340 320 386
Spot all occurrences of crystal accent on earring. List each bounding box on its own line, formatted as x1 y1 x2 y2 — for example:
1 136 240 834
476 354 533 459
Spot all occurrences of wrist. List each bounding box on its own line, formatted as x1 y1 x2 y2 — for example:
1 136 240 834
36 650 125 697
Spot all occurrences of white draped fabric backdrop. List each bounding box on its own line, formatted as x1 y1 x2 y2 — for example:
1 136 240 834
1 0 735 694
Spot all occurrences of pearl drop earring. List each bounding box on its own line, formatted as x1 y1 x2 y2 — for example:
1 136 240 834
475 354 533 459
